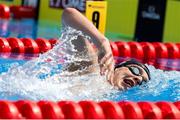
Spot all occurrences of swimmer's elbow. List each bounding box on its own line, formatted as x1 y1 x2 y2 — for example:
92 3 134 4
62 8 81 25
62 8 78 18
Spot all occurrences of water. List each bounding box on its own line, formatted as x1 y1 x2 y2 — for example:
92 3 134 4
114 65 180 102
0 27 179 102
0 19 60 39
0 26 116 101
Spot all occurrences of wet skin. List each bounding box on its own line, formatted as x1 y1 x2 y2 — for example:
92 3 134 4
109 64 149 90
66 33 149 90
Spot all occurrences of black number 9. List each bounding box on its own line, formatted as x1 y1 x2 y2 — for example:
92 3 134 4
92 11 100 29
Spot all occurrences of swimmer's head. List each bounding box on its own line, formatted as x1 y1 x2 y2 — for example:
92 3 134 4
109 59 150 90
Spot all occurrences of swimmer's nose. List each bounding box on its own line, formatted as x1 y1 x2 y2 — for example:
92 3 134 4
133 76 142 85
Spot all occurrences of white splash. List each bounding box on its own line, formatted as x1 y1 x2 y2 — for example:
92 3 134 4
0 27 179 102
0 27 117 101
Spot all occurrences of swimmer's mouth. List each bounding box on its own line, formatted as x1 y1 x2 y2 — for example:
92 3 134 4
123 79 135 88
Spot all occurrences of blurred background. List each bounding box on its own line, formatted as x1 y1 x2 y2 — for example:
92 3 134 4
0 0 179 43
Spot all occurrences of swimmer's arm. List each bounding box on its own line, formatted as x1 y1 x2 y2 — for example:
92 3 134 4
62 8 115 79
62 8 108 50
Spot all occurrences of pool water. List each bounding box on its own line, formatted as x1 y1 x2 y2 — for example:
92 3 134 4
0 26 179 102
0 19 61 39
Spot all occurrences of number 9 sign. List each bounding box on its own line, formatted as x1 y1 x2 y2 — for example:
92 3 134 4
85 1 107 34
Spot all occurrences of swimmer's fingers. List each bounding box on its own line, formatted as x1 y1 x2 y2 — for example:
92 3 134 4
100 63 106 75
99 54 111 75
106 69 114 86
100 54 114 75
99 53 112 64
100 56 111 75
102 55 114 75
106 59 115 77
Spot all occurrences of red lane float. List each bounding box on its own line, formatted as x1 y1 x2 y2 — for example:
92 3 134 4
49 38 58 48
38 101 64 119
58 101 84 119
151 42 168 70
174 101 180 110
6 37 25 53
1 37 180 70
79 101 105 119
128 42 144 59
99 101 125 119
118 101 143 119
10 6 36 19
110 41 119 57
0 101 21 119
0 4 10 19
20 38 39 54
14 100 42 119
176 43 180 57
152 42 168 58
138 101 162 119
35 38 52 53
0 37 11 52
0 100 180 119
115 41 131 58
156 101 180 119
164 43 179 58
0 37 179 60
140 42 156 62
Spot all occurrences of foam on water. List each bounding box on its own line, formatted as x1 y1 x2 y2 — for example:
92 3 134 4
0 27 117 101
0 27 179 102
114 65 180 102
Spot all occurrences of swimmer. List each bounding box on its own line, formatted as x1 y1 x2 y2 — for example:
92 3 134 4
62 8 150 90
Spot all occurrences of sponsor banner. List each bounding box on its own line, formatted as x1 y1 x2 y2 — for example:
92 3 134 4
49 0 104 12
85 1 107 34
49 0 86 12
134 0 167 42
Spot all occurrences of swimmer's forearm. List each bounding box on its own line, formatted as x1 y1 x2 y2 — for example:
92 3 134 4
62 8 107 48
62 8 114 76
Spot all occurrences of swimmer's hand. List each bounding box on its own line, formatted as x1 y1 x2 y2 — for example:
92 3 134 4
98 43 115 82
99 53 115 85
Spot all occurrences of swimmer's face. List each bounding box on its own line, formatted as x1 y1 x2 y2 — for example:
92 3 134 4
109 64 149 90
